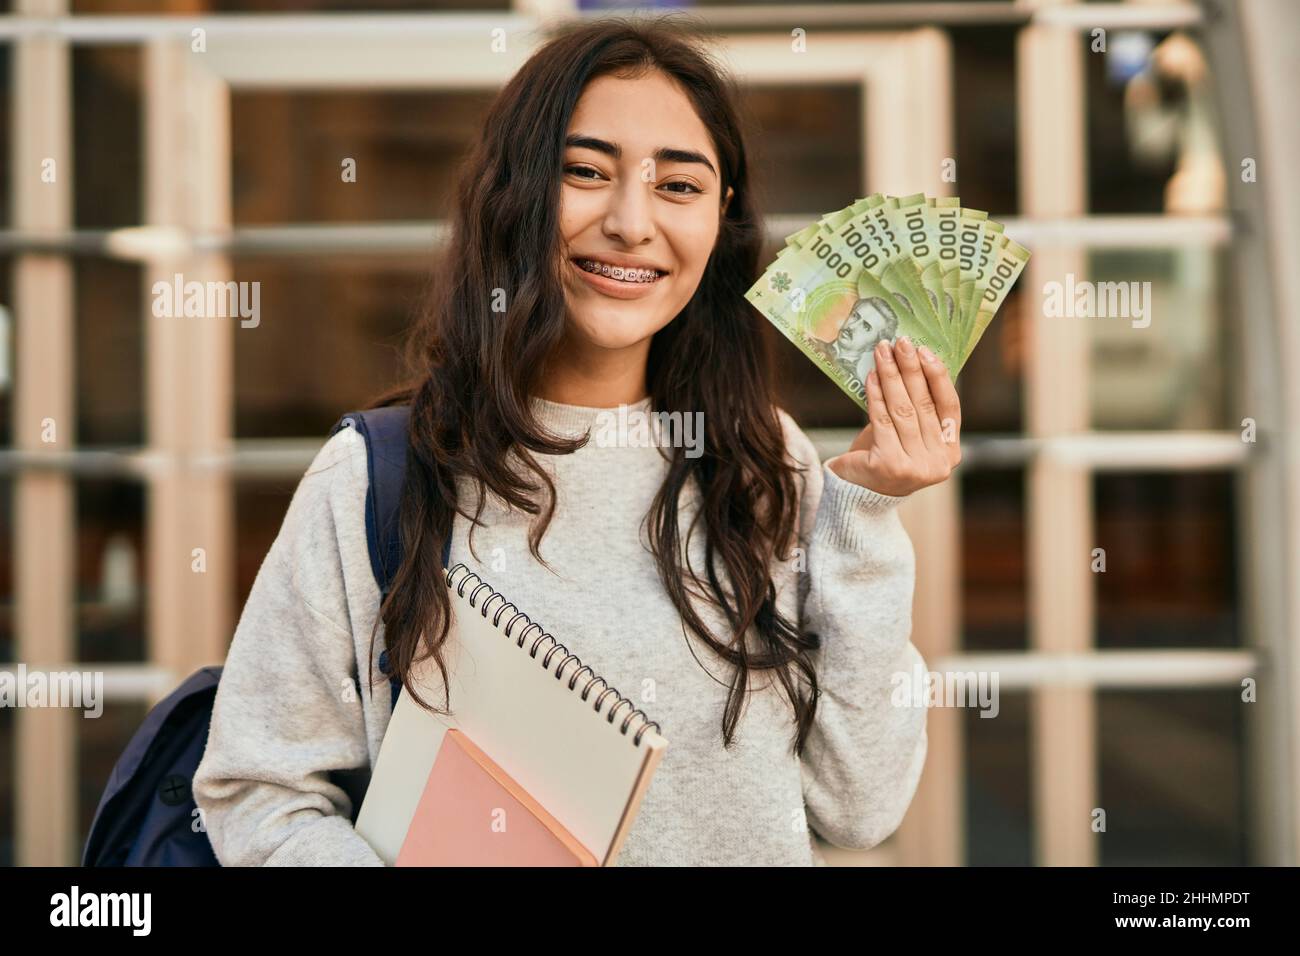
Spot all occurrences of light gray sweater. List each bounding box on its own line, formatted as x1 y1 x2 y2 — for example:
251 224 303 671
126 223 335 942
193 395 928 866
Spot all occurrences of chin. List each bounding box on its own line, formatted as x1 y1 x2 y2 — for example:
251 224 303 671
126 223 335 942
569 308 674 351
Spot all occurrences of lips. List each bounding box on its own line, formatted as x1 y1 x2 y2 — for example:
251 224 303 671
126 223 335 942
570 256 669 284
569 256 667 300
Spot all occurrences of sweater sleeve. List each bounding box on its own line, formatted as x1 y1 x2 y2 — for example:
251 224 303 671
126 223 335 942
780 412 929 852
192 428 386 866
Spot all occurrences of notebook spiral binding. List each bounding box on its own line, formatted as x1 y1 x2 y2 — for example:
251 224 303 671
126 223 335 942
445 563 662 747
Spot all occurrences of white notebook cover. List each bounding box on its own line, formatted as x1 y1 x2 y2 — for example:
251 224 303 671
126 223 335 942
355 571 667 866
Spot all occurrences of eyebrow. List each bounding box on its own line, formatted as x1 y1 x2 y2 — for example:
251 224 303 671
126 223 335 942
564 133 718 179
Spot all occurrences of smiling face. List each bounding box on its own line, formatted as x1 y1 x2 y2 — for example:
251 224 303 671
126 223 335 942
558 70 733 356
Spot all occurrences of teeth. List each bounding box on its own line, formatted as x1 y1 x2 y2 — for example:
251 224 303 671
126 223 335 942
576 258 662 283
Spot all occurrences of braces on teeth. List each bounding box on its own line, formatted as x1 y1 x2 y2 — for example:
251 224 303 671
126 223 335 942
577 258 662 283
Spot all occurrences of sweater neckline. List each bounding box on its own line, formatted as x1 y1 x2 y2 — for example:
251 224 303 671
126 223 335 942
529 393 654 436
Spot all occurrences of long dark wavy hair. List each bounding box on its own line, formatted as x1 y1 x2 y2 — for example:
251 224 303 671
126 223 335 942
368 15 821 754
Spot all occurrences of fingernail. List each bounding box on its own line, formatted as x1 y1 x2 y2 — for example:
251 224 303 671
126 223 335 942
877 341 894 364
896 336 914 356
919 345 936 363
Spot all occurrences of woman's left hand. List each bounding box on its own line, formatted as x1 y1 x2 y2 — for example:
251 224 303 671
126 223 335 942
826 336 962 498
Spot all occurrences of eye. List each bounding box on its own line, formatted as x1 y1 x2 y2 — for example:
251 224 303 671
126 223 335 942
660 181 702 195
564 164 604 181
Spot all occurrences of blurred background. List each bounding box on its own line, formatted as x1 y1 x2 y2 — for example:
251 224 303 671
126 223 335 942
1 0 1297 867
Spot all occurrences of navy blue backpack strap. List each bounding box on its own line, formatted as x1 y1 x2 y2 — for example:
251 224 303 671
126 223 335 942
331 406 452 710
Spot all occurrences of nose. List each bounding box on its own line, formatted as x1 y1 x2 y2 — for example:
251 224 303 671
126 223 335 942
601 175 656 247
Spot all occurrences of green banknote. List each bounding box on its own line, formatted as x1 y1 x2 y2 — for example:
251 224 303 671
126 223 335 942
746 193 1030 415
786 194 954 362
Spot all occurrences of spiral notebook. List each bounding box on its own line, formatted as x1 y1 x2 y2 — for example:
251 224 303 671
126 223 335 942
355 564 668 866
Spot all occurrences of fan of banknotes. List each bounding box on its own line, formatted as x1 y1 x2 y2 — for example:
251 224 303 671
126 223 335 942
745 193 1030 414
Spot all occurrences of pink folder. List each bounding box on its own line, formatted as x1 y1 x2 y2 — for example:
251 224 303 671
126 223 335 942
395 729 599 867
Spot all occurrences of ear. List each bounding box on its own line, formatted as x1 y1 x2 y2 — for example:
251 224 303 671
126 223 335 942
721 185 734 214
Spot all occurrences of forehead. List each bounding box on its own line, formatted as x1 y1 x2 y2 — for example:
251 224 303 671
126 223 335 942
567 71 718 167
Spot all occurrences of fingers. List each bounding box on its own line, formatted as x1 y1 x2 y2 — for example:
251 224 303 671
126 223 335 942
865 366 903 458
873 339 926 457
916 344 963 465
892 336 946 452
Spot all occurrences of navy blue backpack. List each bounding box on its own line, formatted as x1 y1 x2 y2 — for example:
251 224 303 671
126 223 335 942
82 405 444 866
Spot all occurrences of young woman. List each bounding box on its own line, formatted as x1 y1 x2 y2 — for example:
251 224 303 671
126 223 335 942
194 16 961 867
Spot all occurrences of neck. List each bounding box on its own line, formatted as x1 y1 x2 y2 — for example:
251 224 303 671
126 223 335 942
535 332 652 408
